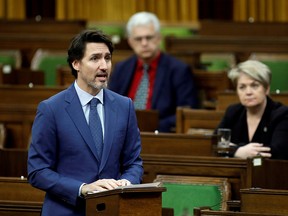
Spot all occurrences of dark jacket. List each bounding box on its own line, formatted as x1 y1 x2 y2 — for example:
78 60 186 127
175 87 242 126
217 96 288 159
109 52 198 132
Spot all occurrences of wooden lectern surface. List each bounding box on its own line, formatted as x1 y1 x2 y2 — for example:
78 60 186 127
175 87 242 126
85 183 166 216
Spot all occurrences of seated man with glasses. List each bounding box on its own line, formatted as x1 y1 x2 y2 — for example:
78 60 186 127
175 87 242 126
109 11 198 132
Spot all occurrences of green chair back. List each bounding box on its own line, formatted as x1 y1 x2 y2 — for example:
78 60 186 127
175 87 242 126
161 26 194 51
0 56 16 67
261 61 288 92
155 175 230 216
87 22 125 39
200 53 235 72
31 49 67 86
0 50 21 68
249 53 288 93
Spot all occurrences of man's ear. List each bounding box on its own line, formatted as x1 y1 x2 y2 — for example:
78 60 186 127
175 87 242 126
72 60 79 71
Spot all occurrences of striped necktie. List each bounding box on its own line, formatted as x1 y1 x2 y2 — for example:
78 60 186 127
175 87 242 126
89 98 103 160
134 64 149 109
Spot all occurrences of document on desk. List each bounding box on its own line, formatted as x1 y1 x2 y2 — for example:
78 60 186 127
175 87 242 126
87 182 163 195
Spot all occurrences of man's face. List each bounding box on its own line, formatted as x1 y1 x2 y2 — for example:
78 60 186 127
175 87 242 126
72 42 112 95
128 23 161 62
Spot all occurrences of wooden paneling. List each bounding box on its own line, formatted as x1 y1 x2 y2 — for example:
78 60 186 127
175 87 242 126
240 188 288 215
199 20 288 37
2 147 288 202
0 20 86 67
0 19 86 35
0 86 158 148
0 177 44 216
141 132 215 156
165 36 288 67
0 68 44 86
176 108 224 134
0 86 64 148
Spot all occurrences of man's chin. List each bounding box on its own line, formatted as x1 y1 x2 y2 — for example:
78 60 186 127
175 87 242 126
89 82 107 90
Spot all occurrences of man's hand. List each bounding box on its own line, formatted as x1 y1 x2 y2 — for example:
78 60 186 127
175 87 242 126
81 179 120 196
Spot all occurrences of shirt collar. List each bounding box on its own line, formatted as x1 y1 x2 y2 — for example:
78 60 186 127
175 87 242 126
74 81 104 107
137 52 161 71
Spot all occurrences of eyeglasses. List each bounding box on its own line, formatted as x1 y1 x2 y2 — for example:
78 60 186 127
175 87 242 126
132 35 157 43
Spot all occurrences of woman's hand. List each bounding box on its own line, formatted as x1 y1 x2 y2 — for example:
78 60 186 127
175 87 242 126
234 143 271 159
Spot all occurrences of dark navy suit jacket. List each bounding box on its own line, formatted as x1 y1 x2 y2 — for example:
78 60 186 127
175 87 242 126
28 84 143 216
109 52 198 132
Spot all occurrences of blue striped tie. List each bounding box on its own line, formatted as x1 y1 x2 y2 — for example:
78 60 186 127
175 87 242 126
134 64 149 109
89 98 103 160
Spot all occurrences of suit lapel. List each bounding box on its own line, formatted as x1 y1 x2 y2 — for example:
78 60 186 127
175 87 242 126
121 56 138 94
99 89 117 172
152 54 166 108
65 85 100 162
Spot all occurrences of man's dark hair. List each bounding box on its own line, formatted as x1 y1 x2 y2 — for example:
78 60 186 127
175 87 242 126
67 29 114 78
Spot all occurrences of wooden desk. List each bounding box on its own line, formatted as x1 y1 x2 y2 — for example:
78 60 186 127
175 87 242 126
0 34 74 68
0 86 158 148
142 154 247 200
176 108 224 134
0 85 64 105
0 86 64 148
141 132 215 156
194 208 286 216
165 36 288 64
85 184 165 216
0 20 86 67
1 147 288 201
240 188 288 215
0 19 86 35
0 67 44 86
199 20 288 37
136 111 159 132
193 70 232 108
0 177 44 216
0 177 44 202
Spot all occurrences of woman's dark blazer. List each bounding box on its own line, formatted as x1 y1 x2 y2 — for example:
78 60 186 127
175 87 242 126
216 96 288 159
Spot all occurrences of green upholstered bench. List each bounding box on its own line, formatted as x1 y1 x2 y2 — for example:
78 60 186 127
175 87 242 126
154 175 231 216
249 53 288 93
0 50 22 68
31 49 68 86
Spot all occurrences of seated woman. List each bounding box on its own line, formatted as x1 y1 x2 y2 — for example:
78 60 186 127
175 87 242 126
216 60 288 159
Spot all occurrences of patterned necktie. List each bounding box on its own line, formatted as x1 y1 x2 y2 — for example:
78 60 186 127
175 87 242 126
134 64 149 109
89 98 103 160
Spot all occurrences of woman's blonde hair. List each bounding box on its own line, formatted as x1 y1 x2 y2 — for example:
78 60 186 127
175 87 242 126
228 60 271 89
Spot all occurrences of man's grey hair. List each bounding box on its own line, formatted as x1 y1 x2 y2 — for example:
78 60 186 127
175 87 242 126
126 11 160 37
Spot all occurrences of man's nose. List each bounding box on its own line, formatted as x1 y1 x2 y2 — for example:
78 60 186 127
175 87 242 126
140 37 149 45
99 58 108 69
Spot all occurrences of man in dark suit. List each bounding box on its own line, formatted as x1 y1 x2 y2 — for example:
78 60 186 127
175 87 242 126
27 30 143 216
109 12 198 132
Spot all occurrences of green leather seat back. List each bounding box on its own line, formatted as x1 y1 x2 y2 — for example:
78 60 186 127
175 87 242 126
0 55 16 67
161 27 194 50
202 59 230 71
261 61 288 92
162 182 224 216
0 50 21 68
37 56 68 86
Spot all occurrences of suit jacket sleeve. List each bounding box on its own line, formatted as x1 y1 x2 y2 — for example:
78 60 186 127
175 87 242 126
28 101 83 206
